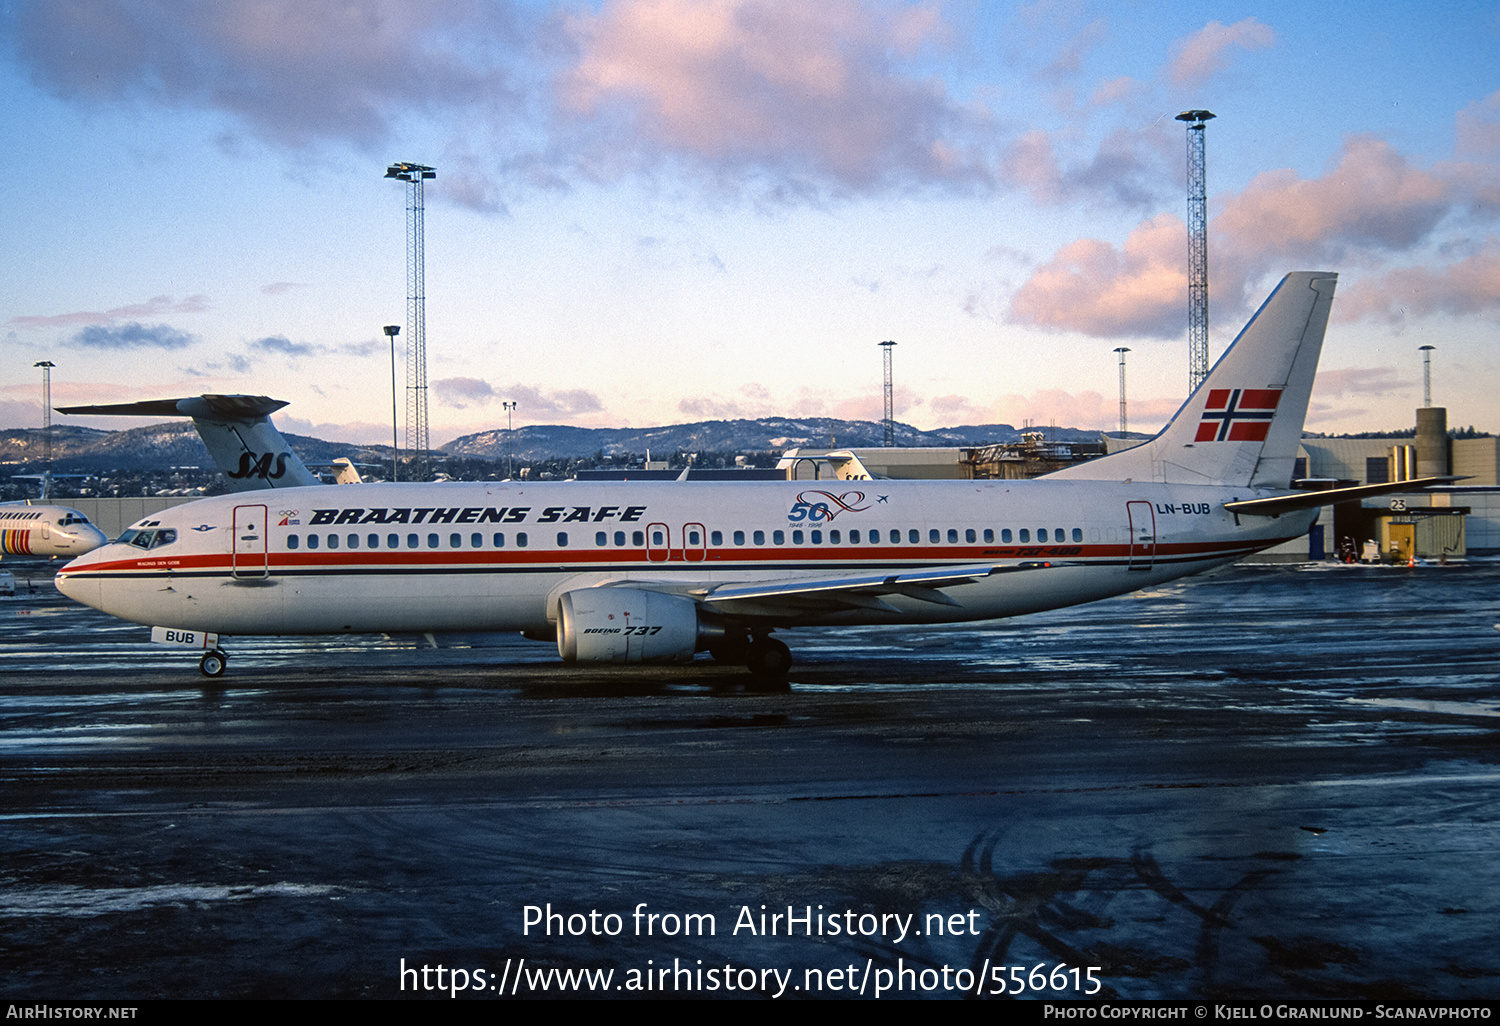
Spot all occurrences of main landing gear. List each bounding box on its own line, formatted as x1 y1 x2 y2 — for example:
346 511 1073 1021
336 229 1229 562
708 631 792 679
198 649 229 678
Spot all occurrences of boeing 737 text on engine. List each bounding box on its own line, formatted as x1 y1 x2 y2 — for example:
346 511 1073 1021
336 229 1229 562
55 273 1451 678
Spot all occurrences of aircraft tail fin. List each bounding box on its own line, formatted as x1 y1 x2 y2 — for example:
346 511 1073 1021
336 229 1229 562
56 395 322 491
1049 271 1337 488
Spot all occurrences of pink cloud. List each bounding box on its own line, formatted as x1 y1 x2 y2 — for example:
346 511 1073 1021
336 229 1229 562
1216 137 1449 268
1337 248 1500 324
1312 366 1405 398
1010 135 1470 339
14 0 511 149
558 0 988 191
432 378 604 417
1456 90 1500 158
1169 18 1274 86
1007 214 1186 337
8 294 210 330
986 388 1181 433
1001 126 1172 208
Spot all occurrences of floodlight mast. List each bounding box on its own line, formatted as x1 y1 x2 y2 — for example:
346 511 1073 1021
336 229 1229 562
384 162 436 480
34 361 55 473
879 340 896 447
1176 110 1215 394
382 325 401 481
1113 347 1130 438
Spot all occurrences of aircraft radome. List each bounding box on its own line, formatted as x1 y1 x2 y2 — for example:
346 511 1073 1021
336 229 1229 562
55 273 1451 679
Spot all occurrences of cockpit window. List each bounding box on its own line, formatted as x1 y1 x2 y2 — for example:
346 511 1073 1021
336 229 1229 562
118 528 178 550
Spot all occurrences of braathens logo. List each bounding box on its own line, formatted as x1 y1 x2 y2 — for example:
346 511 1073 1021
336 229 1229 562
788 490 869 523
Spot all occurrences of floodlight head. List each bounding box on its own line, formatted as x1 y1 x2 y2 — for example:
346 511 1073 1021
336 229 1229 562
383 325 400 337
1170 108 1218 126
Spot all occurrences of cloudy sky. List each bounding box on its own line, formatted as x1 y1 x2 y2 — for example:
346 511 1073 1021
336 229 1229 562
2 0 1497 447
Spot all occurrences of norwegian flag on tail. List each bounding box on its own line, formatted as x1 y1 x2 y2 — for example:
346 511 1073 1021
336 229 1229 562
1194 388 1282 442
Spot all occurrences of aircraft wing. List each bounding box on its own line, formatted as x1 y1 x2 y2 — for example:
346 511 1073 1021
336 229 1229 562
677 561 1061 617
1224 476 1461 516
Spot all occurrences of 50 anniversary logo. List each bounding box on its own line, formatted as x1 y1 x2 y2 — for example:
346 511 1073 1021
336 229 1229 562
787 490 869 523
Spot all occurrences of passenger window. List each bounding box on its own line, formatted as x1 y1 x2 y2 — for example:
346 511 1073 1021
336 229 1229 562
517 533 528 547
449 533 461 548
810 530 821 544
983 529 993 543
773 530 785 545
890 530 900 543
614 531 626 546
830 530 841 544
288 534 299 549
471 533 482 548
427 533 438 548
388 534 399 549
1055 527 1064 542
908 529 919 543
753 530 765 545
930 529 941 544
710 530 722 546
407 534 419 548
631 531 643 546
1019 529 1030 543
1072 528 1083 543
733 530 745 545
493 533 505 547
348 534 359 549
368 534 380 549
557 532 569 547
947 529 958 543
327 534 339 549
965 529 976 543
1038 529 1048 542
848 529 858 543
792 530 804 544
652 529 665 545
1001 528 1012 543
596 531 608 546
308 534 319 549
687 529 701 545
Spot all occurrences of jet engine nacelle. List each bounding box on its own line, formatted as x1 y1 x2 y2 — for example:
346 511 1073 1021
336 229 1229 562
556 588 723 663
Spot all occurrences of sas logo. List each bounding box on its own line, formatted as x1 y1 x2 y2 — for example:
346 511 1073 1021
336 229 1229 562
788 490 869 523
227 451 292 480
277 510 301 527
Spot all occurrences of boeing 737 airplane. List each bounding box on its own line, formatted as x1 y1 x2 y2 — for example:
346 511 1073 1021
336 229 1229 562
55 273 1450 678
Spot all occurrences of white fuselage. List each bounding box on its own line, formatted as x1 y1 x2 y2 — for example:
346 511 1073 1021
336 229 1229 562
0 504 108 559
55 478 1314 637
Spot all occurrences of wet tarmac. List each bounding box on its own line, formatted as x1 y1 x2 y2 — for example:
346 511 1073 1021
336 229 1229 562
1 559 1497 1000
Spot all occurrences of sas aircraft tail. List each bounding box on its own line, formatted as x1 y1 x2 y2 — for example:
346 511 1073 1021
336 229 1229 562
57 395 322 492
1050 271 1337 488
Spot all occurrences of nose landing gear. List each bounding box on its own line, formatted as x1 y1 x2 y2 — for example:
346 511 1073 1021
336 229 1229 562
198 649 228 678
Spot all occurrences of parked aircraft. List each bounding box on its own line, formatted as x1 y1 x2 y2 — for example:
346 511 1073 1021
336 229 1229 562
0 502 107 559
55 273 1450 678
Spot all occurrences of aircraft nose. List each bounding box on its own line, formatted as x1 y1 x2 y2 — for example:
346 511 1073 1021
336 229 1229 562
76 525 109 552
54 565 99 609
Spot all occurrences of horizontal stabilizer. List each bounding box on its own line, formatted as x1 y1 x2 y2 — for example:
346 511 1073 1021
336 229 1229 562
1224 477 1461 516
57 394 319 492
